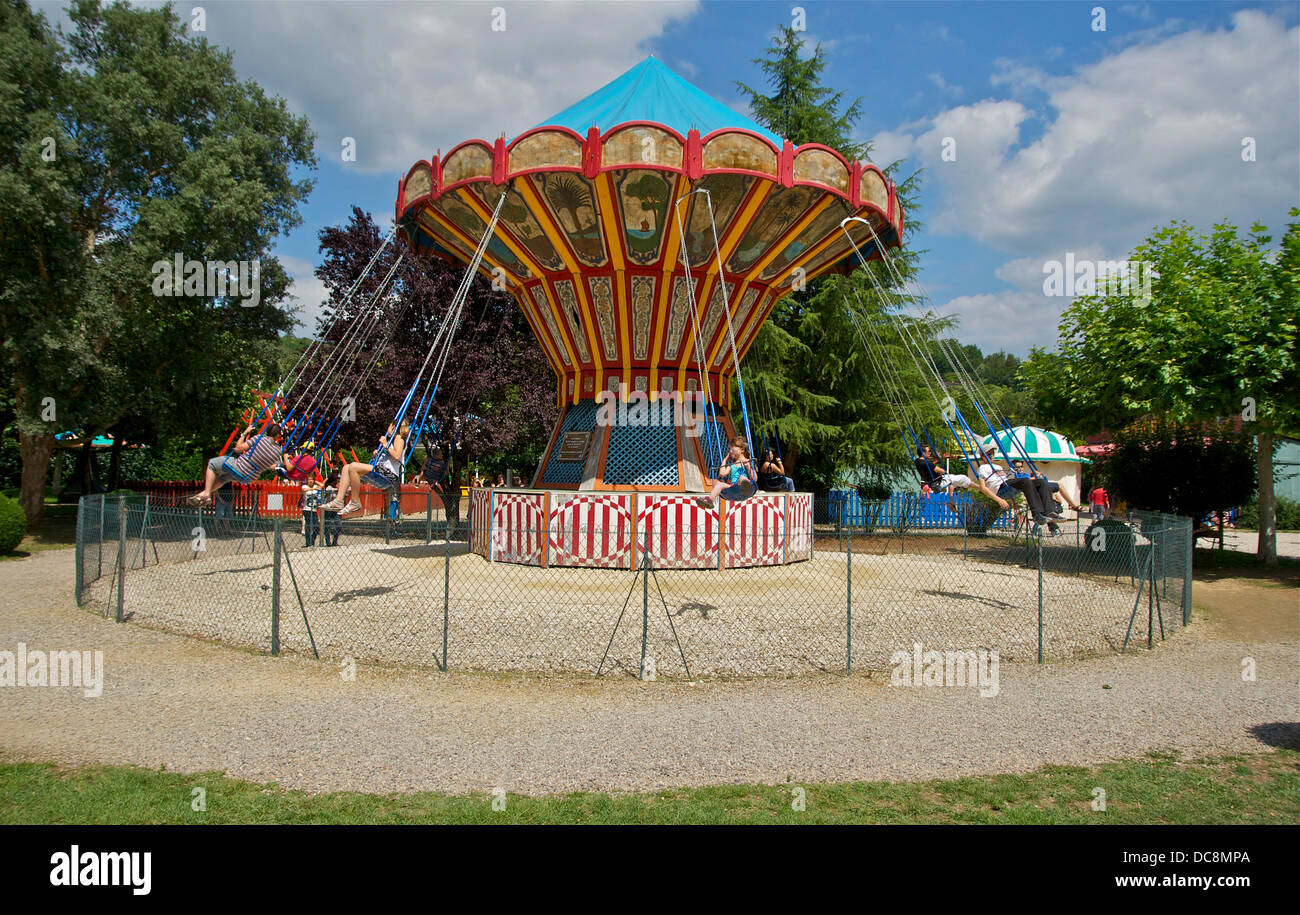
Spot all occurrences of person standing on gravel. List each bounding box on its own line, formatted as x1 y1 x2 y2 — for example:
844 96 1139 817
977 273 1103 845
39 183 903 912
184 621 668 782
1089 485 1110 520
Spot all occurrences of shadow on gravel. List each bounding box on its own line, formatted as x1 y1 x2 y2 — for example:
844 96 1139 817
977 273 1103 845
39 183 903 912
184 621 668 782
922 589 1019 611
1249 722 1300 750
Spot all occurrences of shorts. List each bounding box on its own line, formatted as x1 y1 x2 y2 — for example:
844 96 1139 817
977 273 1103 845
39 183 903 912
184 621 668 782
939 473 972 491
362 467 400 489
719 481 753 502
208 456 239 484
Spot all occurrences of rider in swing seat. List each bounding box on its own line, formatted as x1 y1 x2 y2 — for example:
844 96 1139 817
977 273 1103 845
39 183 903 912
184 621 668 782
322 421 409 516
695 437 757 509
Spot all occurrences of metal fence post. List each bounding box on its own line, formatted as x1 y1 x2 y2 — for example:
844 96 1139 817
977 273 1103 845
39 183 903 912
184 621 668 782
1129 511 1137 586
1147 550 1155 650
1075 515 1082 575
846 524 853 675
1036 527 1043 664
271 520 281 656
98 492 105 575
426 490 433 544
115 493 127 623
1183 518 1193 625
441 514 450 671
75 497 84 607
137 493 151 568
640 537 649 680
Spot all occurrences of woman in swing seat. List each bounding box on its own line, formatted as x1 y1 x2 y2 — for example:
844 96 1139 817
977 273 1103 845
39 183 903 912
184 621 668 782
758 448 795 492
323 421 409 516
695 438 757 509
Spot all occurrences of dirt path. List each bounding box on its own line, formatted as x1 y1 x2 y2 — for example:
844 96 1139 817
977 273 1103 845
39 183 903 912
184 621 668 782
1 549 1296 796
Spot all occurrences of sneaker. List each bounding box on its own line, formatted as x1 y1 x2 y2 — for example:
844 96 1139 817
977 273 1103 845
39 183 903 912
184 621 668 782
1048 522 1060 535
1031 523 1041 537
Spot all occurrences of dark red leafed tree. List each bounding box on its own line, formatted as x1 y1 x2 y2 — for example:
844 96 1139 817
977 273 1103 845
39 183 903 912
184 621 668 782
298 207 556 475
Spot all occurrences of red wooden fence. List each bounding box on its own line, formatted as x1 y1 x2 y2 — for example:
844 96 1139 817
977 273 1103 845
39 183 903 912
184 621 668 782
122 480 452 518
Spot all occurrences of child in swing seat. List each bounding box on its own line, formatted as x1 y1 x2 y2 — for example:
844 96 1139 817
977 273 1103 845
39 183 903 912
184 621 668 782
696 438 757 509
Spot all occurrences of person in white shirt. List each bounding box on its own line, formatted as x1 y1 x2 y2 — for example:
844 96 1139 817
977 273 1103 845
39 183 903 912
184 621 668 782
977 446 1059 532
914 445 1009 511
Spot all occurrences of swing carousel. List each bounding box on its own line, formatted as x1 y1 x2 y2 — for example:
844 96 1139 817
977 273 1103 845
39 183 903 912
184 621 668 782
393 58 904 569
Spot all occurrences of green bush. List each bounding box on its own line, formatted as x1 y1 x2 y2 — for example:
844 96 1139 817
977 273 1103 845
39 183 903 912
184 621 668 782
1235 496 1300 531
0 493 27 554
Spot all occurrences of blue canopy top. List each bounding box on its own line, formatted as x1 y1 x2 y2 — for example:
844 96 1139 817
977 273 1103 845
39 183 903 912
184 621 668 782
534 57 783 145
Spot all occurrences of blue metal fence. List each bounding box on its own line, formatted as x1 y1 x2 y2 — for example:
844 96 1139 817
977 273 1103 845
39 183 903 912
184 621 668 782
827 490 1018 531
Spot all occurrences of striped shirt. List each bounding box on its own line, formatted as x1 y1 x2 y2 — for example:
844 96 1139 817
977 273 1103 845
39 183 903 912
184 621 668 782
230 435 283 480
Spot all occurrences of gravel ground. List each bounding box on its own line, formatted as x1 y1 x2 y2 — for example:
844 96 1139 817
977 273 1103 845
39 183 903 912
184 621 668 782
82 538 1153 676
2 549 1296 797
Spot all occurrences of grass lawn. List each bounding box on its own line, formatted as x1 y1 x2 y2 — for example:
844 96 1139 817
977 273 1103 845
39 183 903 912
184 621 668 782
3 748 1297 825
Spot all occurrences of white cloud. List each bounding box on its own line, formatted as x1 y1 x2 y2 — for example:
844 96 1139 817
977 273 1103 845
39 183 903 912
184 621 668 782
931 289 1067 355
893 10 1299 254
927 71 965 99
196 0 700 174
867 128 917 170
280 255 329 337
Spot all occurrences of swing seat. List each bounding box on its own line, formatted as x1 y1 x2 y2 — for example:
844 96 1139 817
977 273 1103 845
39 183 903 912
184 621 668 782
220 457 257 485
719 479 756 502
361 468 400 491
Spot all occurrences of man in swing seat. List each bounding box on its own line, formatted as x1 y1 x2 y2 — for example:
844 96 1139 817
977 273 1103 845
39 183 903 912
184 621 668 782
977 445 1059 534
1010 460 1081 514
914 444 1009 512
696 438 757 509
190 423 288 505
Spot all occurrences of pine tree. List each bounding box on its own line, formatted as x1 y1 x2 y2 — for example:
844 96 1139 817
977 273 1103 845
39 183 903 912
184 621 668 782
735 27 936 491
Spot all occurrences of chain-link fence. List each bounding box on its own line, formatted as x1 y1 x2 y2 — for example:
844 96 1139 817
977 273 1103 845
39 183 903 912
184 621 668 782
75 492 1193 678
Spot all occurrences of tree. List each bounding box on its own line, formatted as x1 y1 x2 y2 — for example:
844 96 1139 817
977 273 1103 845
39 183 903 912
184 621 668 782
1099 419 1256 525
304 208 555 508
736 25 867 161
0 0 315 524
735 26 933 490
1022 213 1300 565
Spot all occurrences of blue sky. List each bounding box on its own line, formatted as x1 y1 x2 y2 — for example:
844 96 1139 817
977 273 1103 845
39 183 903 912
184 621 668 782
43 1 1299 354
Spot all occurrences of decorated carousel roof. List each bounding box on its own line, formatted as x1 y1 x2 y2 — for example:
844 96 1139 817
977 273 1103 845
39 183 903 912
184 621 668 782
395 57 904 407
536 57 783 145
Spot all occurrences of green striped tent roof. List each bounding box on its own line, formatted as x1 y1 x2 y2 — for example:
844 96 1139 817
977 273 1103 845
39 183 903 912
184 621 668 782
979 426 1089 463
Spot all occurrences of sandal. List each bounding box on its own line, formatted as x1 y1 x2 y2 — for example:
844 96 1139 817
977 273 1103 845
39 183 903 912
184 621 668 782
188 492 210 505
694 496 714 509
320 498 345 512
339 501 363 516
